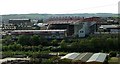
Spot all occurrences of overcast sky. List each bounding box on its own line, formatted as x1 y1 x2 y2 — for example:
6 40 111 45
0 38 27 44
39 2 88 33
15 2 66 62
0 0 120 15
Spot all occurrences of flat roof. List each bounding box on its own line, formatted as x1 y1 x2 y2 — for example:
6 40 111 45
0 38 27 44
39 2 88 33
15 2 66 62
9 19 30 20
12 30 67 32
99 25 119 29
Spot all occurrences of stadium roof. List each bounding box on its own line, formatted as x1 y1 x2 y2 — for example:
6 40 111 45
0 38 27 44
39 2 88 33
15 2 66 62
87 53 107 62
46 20 82 24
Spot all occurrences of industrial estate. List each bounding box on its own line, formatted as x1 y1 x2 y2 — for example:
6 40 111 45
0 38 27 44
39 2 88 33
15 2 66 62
0 14 120 64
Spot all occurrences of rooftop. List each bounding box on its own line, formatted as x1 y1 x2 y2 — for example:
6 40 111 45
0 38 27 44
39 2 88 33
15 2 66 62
87 53 107 62
9 19 30 20
12 29 67 32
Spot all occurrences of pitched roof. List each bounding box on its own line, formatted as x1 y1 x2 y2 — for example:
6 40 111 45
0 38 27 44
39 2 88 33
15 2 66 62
61 53 80 59
75 53 93 62
87 53 107 62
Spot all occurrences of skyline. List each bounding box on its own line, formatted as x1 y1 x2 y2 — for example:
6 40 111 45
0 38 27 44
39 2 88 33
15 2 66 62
0 0 120 15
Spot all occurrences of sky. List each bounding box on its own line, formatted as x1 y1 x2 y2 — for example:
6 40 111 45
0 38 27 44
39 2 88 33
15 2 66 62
0 0 120 15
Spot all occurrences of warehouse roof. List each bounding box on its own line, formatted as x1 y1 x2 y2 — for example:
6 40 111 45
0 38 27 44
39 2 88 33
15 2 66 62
12 30 67 32
99 25 119 29
87 53 107 62
61 53 80 60
75 53 93 62
9 19 30 20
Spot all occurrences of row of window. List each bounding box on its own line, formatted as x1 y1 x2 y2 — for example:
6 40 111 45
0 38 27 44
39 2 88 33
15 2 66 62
79 31 84 33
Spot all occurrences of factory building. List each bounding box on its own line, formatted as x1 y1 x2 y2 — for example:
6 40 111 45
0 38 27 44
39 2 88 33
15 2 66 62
61 53 108 64
8 19 33 30
9 17 98 38
45 17 97 37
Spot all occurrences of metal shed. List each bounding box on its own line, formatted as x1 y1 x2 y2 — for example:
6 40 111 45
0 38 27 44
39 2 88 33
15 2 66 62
86 53 107 64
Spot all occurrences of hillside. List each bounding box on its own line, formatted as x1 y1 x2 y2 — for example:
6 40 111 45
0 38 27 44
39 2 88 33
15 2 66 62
1 13 117 23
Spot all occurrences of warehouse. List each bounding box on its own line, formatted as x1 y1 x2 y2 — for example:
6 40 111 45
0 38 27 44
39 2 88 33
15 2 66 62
45 17 97 37
86 53 107 64
61 53 80 60
74 53 93 64
61 53 108 64
10 30 67 39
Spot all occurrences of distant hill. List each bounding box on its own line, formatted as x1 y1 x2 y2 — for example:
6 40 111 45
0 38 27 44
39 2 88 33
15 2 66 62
1 13 118 23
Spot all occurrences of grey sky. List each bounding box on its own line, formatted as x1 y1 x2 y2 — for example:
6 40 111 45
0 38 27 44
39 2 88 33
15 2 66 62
0 0 119 14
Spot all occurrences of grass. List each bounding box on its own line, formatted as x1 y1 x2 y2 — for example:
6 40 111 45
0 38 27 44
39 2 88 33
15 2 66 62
108 57 119 64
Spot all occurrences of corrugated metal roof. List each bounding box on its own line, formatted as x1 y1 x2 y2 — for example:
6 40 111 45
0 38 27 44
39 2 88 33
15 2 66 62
74 53 93 62
87 53 107 62
74 53 86 60
61 53 80 60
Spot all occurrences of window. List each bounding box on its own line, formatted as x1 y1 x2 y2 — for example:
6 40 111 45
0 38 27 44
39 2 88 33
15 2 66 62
80 31 84 33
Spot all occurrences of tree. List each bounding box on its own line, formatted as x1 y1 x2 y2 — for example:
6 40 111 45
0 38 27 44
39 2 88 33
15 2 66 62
51 39 58 46
31 35 40 46
60 40 67 49
3 35 13 45
17 35 31 45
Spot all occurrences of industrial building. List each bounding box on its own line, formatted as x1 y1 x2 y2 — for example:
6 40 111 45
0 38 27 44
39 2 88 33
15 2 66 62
9 17 98 38
45 17 97 37
8 19 33 30
61 53 108 64
99 25 120 33
10 30 67 39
